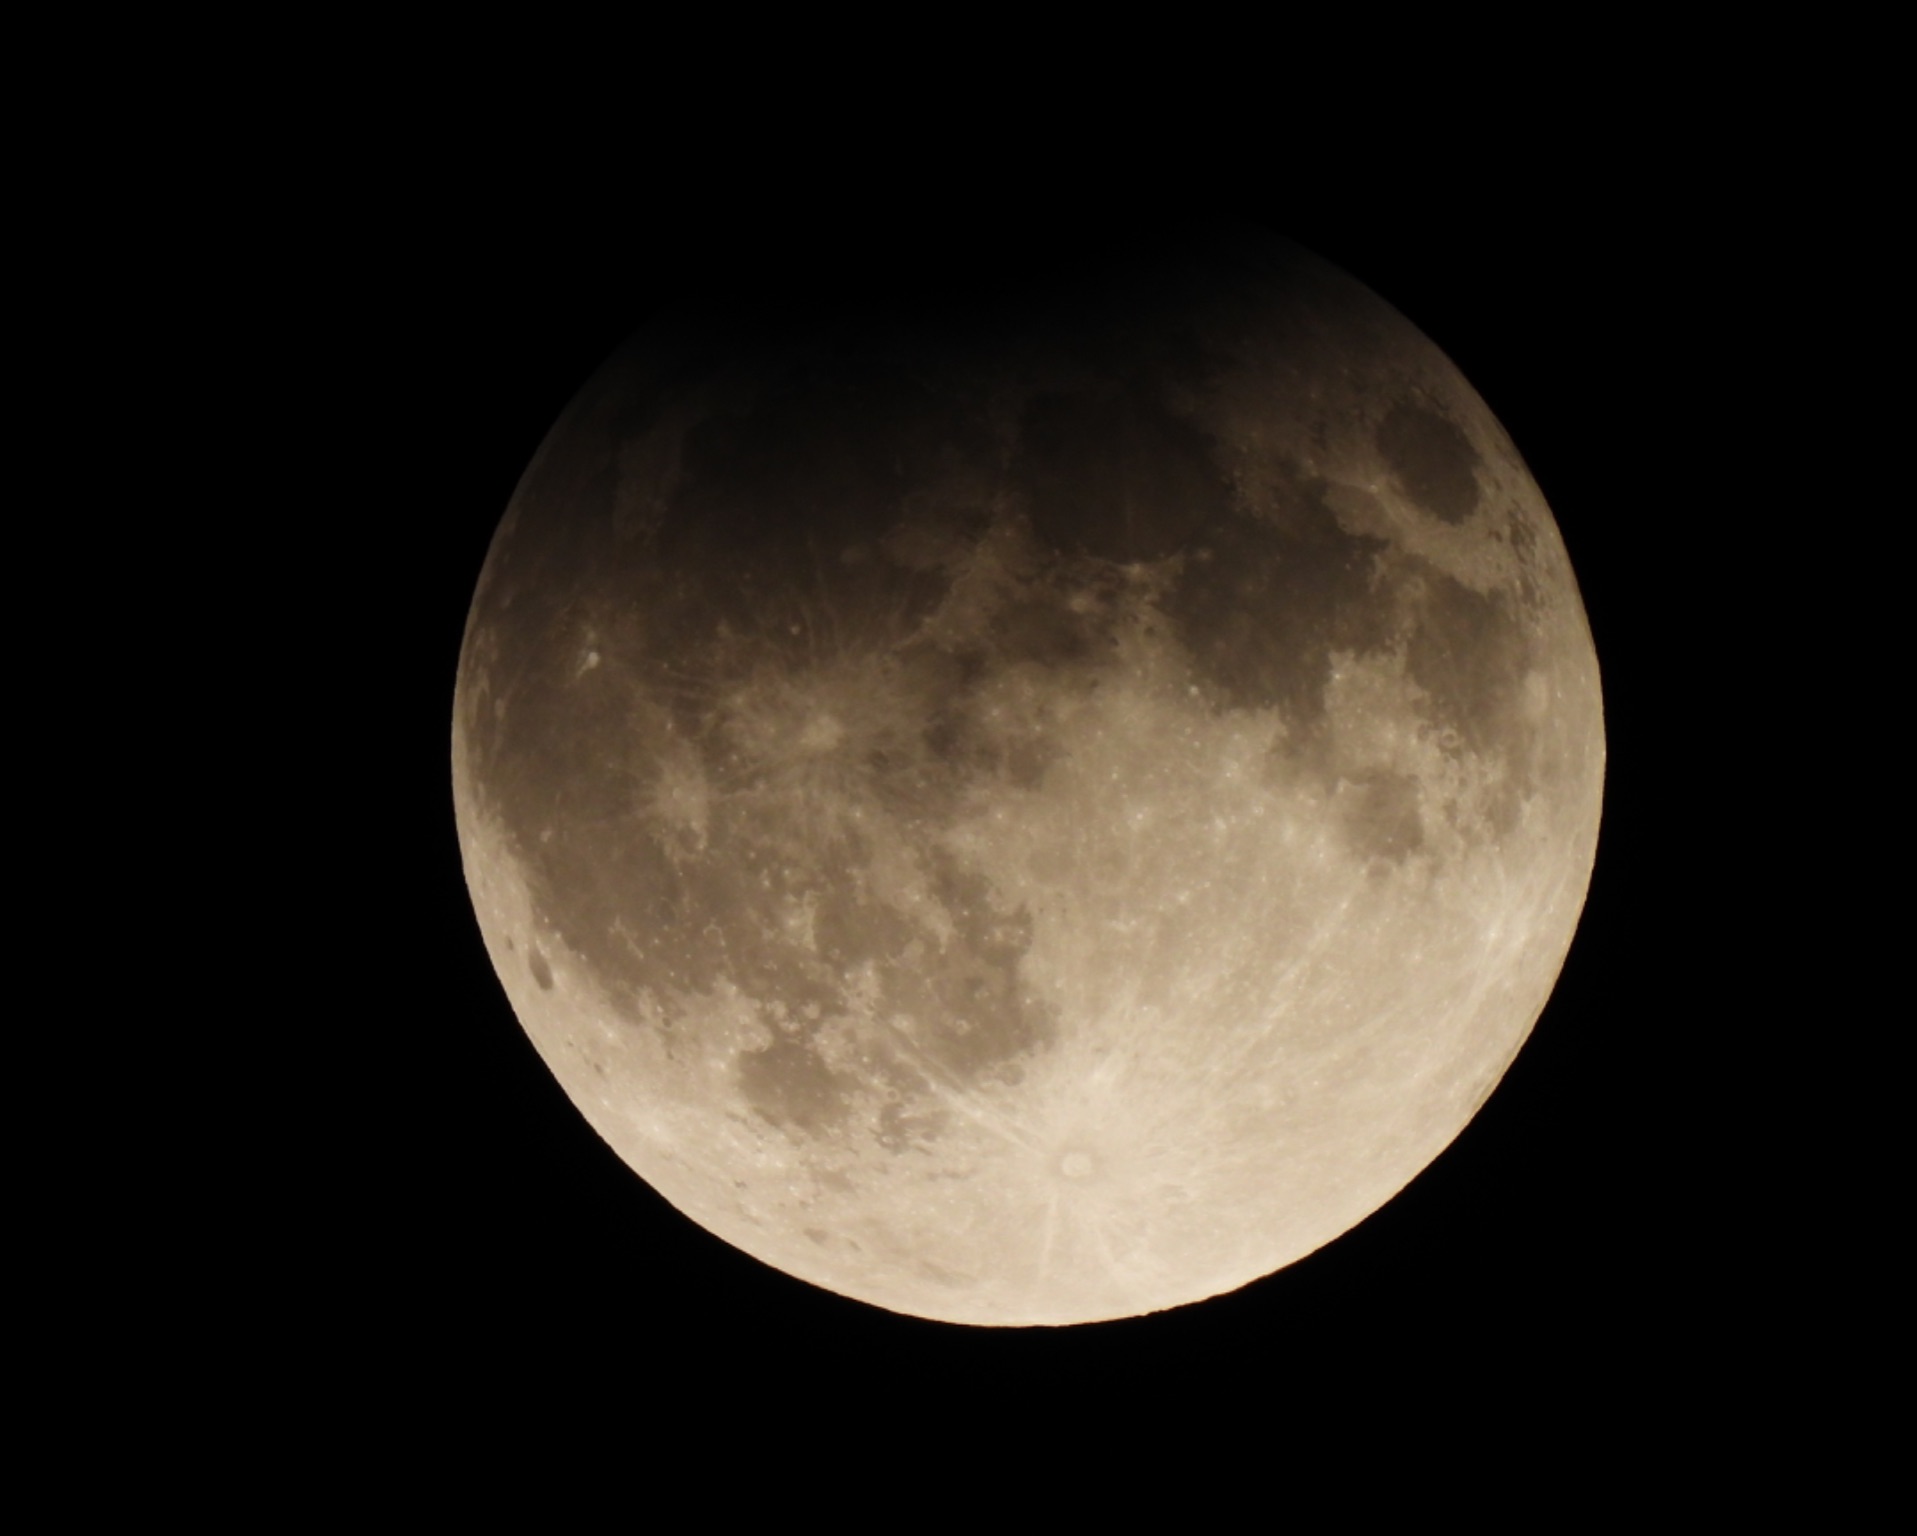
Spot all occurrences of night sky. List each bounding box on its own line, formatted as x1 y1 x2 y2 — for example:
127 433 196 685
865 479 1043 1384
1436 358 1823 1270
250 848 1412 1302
315 180 1725 1420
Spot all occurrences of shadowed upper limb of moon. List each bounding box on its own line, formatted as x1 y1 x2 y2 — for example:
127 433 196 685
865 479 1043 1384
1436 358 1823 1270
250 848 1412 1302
451 226 1603 1326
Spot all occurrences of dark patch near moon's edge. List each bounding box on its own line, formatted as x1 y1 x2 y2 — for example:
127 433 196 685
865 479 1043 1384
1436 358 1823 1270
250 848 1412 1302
1377 399 1483 526
456 230 1569 1164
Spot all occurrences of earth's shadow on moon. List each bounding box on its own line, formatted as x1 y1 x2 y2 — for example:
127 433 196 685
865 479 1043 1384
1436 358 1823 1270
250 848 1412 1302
446 215 1611 1329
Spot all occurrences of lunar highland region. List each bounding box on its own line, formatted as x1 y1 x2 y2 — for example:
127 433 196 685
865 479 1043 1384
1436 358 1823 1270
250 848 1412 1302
453 227 1604 1325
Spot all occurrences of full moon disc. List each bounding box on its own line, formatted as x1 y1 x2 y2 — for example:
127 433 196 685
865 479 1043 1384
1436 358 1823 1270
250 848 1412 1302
452 224 1603 1326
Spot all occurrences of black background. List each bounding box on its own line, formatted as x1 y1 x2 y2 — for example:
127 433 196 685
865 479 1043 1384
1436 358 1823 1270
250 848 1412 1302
302 164 1741 1429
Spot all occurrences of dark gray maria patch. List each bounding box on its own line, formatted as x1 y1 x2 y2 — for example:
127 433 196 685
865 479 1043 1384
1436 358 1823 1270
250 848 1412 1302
1377 399 1481 526
1014 388 1236 563
1402 565 1537 832
1163 462 1392 730
738 1035 856 1132
1335 770 1426 863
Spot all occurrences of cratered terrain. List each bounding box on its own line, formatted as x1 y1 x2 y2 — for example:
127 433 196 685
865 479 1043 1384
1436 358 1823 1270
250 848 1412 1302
452 223 1604 1325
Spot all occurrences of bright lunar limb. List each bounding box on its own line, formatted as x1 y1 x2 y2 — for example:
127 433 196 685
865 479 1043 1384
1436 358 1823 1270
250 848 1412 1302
452 225 1604 1326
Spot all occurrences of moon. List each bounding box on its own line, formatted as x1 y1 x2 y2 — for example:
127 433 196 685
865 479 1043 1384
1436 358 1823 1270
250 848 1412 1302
451 223 1603 1326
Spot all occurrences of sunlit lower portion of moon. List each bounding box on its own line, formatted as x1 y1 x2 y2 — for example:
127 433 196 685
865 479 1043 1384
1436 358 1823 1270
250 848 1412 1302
452 227 1603 1326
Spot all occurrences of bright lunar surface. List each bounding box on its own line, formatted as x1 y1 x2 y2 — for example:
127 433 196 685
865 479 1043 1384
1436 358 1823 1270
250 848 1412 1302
452 225 1604 1326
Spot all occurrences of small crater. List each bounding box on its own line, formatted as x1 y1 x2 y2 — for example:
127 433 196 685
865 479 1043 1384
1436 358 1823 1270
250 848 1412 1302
1059 1150 1095 1180
528 947 554 990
